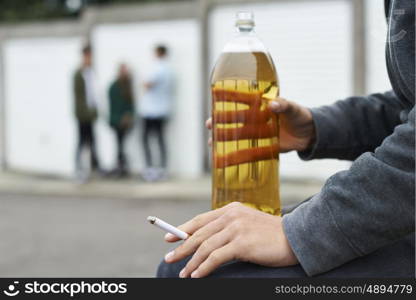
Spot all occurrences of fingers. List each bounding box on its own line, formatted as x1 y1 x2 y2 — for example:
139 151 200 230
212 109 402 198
189 243 236 278
268 97 296 116
214 143 279 168
209 91 280 167
165 216 227 264
215 123 277 142
212 88 262 106
163 202 245 277
205 118 212 130
206 118 212 147
164 206 226 243
179 229 232 278
213 109 271 124
164 232 184 242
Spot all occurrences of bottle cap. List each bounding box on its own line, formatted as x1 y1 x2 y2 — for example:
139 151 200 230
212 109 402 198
235 11 255 28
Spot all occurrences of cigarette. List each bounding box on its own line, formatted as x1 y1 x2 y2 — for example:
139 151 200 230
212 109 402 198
147 216 189 240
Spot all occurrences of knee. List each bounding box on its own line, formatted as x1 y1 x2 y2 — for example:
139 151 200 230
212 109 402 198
156 260 181 278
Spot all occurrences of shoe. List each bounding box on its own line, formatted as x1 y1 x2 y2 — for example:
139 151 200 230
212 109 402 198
111 167 129 179
93 168 109 178
118 169 129 178
75 170 89 184
155 168 168 181
141 167 158 182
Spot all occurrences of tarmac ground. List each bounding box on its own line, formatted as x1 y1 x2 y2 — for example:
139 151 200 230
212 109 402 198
0 171 323 277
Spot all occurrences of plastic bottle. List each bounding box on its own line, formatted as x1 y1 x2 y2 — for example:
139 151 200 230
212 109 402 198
210 11 280 215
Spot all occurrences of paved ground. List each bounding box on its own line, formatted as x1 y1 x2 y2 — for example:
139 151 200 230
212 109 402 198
0 172 323 277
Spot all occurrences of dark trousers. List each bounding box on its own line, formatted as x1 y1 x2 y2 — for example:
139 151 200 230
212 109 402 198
114 127 128 170
75 121 100 171
142 118 167 168
157 235 414 278
156 198 415 278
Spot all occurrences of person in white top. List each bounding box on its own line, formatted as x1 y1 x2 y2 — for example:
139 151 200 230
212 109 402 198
139 45 174 181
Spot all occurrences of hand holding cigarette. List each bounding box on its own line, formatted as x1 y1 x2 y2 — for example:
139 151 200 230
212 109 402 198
163 202 298 278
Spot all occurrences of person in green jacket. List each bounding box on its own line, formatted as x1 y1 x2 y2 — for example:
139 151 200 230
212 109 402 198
73 44 101 181
108 63 135 177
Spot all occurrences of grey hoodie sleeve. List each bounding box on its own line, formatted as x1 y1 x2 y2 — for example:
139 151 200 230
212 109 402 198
282 107 415 276
298 91 405 161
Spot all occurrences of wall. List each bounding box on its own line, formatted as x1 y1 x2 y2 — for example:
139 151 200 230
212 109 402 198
4 37 82 176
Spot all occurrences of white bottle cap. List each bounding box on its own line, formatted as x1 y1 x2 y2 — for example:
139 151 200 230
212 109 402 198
235 11 255 28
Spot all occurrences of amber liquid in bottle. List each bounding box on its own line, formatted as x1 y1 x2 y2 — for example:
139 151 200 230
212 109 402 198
211 51 280 215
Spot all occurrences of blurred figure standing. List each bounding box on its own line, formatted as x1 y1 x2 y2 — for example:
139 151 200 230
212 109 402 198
108 63 134 177
73 44 101 182
140 45 174 182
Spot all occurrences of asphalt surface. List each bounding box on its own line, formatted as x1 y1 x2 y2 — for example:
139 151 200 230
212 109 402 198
0 175 322 277
0 193 209 277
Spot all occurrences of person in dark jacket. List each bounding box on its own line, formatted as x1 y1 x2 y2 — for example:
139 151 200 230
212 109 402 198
73 44 101 181
157 0 414 278
108 63 134 177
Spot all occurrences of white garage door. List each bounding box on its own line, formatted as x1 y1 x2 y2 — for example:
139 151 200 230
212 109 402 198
4 37 82 176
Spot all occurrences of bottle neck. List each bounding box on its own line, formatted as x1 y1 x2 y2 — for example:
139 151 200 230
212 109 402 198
236 25 255 35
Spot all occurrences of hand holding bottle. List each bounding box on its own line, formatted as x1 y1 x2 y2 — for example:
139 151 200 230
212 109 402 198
211 88 279 168
268 97 316 152
207 95 316 154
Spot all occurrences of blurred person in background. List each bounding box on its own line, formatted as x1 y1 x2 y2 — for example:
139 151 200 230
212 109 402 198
108 63 135 178
73 44 101 182
139 45 174 182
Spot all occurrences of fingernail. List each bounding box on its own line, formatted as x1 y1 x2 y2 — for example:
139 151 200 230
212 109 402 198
179 268 186 278
269 101 280 111
165 233 174 240
164 251 174 262
191 270 199 278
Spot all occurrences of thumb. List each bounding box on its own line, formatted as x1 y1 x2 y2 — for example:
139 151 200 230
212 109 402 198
268 97 294 114
164 232 181 242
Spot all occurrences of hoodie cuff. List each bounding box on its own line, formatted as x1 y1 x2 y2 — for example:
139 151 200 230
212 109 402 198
297 107 339 161
282 197 360 276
